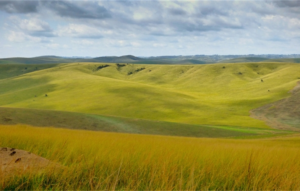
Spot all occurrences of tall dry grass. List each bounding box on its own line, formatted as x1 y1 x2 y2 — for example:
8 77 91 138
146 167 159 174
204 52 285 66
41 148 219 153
1 124 300 190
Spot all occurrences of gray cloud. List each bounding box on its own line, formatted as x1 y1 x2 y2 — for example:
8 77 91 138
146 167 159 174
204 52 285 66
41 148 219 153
169 19 243 33
196 6 229 17
275 0 300 7
0 0 299 55
0 0 111 19
168 8 187 16
43 1 111 19
0 1 250 34
29 30 54 37
0 1 39 13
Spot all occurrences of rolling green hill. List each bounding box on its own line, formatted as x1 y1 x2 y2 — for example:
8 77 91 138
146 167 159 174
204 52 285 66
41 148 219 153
1 107 284 138
219 57 300 64
263 58 300 63
92 55 142 63
252 81 300 130
0 56 80 65
0 55 143 65
0 62 299 130
0 64 59 80
176 59 207 64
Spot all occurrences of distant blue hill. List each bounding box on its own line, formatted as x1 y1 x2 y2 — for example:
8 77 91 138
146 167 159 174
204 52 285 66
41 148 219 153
0 54 299 64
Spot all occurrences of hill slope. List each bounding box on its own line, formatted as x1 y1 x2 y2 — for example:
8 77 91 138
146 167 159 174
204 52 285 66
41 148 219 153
0 62 299 128
0 64 58 80
0 56 81 65
251 81 300 130
262 58 300 63
91 55 142 63
1 107 281 138
0 55 144 65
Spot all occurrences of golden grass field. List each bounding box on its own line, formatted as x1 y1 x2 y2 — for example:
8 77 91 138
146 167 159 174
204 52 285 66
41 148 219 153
1 124 300 190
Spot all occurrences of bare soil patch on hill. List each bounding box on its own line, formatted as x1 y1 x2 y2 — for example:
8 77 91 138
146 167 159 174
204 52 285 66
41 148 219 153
251 81 300 131
0 147 59 177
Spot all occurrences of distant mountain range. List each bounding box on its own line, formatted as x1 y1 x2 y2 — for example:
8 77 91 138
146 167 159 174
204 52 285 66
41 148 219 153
0 54 300 65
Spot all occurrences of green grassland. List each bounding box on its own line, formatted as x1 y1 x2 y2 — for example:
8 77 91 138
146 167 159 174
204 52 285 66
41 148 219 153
252 80 300 130
0 56 80 65
264 58 300 63
0 107 288 138
0 64 58 80
220 57 300 63
1 61 300 189
0 62 299 130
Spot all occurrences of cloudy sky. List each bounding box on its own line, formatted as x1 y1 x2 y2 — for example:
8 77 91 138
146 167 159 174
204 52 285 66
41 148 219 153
0 0 299 58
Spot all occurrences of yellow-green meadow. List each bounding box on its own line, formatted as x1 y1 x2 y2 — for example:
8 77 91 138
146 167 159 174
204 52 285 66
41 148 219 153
1 124 300 190
1 62 300 190
0 62 299 128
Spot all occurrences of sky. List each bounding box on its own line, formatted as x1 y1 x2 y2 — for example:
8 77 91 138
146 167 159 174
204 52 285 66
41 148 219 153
0 0 299 58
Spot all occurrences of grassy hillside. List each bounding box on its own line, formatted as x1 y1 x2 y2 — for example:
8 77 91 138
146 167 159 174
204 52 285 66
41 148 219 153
220 57 300 63
0 55 143 65
0 64 58 80
92 55 142 63
263 58 300 63
0 56 80 65
0 107 287 138
1 124 300 190
0 62 299 128
252 81 300 130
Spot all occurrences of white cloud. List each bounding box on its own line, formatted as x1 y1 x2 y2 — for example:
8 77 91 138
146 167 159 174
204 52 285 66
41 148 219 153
130 42 140 47
7 31 41 43
20 18 50 31
7 31 26 42
57 24 103 38
72 39 97 46
153 43 166 47
288 18 300 29
0 0 299 57
8 16 54 37
46 43 68 49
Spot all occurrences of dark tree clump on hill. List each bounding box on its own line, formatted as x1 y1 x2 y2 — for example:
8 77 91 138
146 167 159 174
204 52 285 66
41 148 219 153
94 65 109 71
116 63 126 70
128 67 146 75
